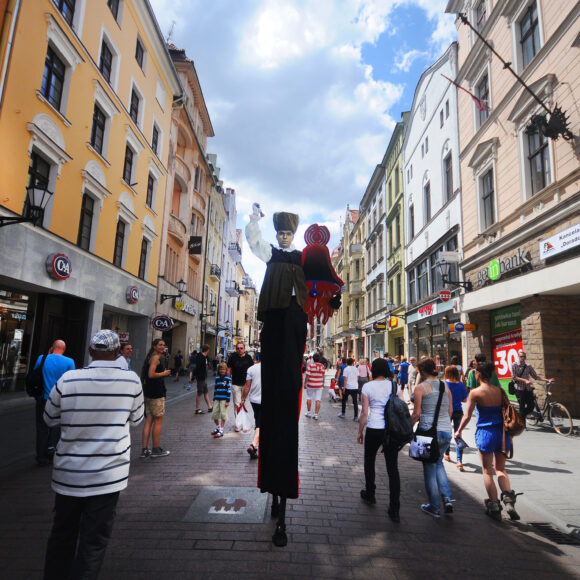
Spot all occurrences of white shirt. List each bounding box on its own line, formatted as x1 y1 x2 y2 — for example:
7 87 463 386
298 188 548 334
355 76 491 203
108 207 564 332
362 379 400 429
343 365 359 390
245 363 262 404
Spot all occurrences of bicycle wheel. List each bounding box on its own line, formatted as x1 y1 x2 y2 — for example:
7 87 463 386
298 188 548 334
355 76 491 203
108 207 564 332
548 403 573 436
526 413 540 427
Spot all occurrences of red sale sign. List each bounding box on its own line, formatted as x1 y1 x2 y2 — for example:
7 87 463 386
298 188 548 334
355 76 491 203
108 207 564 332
492 329 523 380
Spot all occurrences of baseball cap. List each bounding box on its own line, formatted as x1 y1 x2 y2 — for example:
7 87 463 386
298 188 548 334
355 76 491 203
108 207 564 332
90 329 120 351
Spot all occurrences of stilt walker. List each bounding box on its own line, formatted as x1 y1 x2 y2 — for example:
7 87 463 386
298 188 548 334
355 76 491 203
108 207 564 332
245 204 341 547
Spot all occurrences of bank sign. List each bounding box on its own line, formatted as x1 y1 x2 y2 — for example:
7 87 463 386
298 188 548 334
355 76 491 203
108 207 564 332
476 249 531 287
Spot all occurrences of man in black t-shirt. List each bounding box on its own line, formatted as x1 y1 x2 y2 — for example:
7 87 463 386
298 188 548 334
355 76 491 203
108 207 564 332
227 342 253 429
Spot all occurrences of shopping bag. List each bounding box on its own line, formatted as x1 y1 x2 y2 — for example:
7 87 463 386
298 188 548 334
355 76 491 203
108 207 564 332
235 404 251 432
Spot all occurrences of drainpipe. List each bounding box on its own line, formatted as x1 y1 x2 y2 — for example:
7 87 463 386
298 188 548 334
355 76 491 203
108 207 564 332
0 0 21 111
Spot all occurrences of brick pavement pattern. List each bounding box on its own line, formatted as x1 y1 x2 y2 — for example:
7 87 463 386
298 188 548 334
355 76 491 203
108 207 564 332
1 376 579 579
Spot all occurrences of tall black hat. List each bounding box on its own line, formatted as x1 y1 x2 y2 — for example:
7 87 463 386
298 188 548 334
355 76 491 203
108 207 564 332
273 212 299 233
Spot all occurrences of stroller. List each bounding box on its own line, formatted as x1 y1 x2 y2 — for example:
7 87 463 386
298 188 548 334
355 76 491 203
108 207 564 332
328 378 340 402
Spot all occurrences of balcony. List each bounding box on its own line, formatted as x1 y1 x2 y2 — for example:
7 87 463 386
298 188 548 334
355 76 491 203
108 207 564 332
349 280 363 296
168 213 187 245
228 242 241 263
349 319 361 331
350 243 363 258
225 280 240 296
242 275 255 289
210 264 221 280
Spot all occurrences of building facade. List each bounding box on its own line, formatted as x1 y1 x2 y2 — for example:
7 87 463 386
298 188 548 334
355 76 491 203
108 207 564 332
447 0 580 413
403 42 463 365
0 0 180 390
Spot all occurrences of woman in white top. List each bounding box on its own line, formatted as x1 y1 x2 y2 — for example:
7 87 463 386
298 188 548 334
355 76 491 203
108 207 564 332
357 358 404 522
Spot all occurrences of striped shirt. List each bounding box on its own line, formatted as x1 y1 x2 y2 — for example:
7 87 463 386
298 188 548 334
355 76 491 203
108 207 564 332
43 359 144 497
305 362 325 388
213 374 232 401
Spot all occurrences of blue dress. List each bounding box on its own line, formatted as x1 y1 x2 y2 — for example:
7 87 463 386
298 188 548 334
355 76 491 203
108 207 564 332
475 404 511 453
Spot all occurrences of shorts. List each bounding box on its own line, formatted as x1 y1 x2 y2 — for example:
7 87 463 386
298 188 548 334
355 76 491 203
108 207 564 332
251 402 261 429
231 384 243 408
306 387 323 402
212 399 229 422
196 378 208 395
145 397 165 418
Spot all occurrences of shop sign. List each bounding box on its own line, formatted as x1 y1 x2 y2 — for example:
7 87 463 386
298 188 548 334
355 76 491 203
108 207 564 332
188 236 202 255
491 305 522 386
439 251 459 262
388 316 398 328
439 290 451 302
173 300 196 316
373 321 386 331
126 285 139 304
539 222 580 260
417 302 437 320
476 249 531 287
448 323 477 332
118 332 129 343
152 315 174 331
46 253 72 280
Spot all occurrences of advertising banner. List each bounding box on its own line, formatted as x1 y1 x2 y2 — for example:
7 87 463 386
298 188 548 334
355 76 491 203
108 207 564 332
491 304 522 399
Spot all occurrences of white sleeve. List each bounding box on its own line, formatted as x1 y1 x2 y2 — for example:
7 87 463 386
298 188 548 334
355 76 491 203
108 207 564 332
245 220 272 263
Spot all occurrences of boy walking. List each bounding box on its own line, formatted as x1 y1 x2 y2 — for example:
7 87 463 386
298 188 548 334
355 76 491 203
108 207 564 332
211 363 232 438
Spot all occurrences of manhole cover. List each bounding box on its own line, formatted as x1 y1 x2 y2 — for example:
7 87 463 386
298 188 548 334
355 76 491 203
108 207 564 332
183 486 268 524
530 523 580 546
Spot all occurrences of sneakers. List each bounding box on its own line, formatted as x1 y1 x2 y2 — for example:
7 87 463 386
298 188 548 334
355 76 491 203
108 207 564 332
211 427 220 436
387 508 400 523
150 447 170 458
140 448 151 458
353 416 359 422
444 498 455 514
420 503 440 518
360 489 376 504
214 428 224 438
337 413 345 418
305 411 312 418
313 414 319 420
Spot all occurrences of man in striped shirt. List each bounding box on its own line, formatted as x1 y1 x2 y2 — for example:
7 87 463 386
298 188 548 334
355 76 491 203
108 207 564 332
43 329 144 580
304 353 326 420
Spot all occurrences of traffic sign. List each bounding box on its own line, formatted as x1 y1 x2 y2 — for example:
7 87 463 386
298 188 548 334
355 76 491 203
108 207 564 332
449 322 477 332
439 290 451 302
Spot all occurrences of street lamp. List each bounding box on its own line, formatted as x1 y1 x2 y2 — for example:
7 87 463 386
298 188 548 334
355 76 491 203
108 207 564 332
437 260 472 292
160 279 186 304
200 302 216 319
0 184 53 228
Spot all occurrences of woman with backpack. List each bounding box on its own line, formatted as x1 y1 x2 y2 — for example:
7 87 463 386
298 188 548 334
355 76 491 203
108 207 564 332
357 358 404 522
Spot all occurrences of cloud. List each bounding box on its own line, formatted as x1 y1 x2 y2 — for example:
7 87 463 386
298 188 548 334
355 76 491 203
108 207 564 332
393 48 429 72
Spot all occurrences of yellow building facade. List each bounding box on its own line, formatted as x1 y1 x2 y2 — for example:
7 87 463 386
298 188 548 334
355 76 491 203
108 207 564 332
0 0 180 386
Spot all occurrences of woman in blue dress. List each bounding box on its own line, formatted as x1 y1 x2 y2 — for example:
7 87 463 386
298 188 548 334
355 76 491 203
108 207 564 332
455 362 519 521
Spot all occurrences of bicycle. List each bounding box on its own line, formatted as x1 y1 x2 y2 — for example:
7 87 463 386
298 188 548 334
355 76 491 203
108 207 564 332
526 381 574 437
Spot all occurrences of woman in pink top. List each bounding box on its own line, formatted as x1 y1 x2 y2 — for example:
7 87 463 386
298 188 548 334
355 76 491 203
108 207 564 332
357 358 371 396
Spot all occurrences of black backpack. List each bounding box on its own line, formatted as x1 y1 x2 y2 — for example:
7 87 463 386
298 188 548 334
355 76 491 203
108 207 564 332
25 355 46 398
383 382 413 450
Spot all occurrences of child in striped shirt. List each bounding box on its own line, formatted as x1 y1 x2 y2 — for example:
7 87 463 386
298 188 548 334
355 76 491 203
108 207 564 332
211 363 232 438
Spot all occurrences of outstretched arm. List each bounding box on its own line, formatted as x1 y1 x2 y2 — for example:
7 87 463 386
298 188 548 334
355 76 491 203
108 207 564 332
245 203 272 263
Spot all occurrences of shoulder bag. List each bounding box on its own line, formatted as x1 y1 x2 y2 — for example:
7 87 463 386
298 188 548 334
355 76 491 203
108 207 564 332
501 389 525 458
409 381 445 463
25 354 46 398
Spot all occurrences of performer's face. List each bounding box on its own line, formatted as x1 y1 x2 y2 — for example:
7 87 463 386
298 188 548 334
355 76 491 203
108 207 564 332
276 230 294 248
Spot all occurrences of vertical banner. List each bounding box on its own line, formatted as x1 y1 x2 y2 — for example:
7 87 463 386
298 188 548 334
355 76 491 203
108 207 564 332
490 304 522 400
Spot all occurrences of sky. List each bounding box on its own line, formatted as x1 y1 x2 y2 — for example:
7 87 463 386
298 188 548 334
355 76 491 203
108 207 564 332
149 0 457 288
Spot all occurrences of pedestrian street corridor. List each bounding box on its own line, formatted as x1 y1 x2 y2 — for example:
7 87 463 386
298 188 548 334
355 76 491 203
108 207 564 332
1 373 579 579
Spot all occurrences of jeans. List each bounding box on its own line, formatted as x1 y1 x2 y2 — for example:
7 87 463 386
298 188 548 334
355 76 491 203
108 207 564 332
515 389 535 420
342 389 358 417
422 431 452 514
364 428 400 512
36 397 60 464
44 492 120 580
445 411 464 464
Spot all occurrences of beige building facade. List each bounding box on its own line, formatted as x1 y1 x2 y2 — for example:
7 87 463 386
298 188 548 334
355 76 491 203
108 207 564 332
447 0 580 413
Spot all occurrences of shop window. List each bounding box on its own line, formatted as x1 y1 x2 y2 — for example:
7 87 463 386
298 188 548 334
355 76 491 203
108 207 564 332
138 237 149 280
443 153 453 202
113 219 126 267
77 193 95 251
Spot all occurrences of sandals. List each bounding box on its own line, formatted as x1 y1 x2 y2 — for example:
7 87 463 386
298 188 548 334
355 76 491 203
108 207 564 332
195 409 204 415
247 444 258 459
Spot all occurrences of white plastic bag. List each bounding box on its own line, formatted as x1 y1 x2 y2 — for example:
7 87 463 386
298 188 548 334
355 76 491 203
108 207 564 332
235 404 251 432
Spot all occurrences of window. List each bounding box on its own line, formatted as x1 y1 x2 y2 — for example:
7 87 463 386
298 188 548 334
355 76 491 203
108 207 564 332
387 227 392 253
41 47 66 110
476 74 489 126
388 180 392 206
99 41 113 83
480 168 495 229
527 128 550 195
54 0 75 26
408 269 416 304
135 38 144 69
165 246 179 284
421 144 424 158
129 89 139 124
445 99 449 118
138 238 149 279
425 137 429 153
417 260 428 300
423 182 431 222
396 273 401 306
151 124 159 155
409 204 415 240
28 151 51 190
90 104 106 155
123 145 134 184
146 173 155 207
77 194 94 250
440 110 444 127
107 0 119 19
389 280 394 304
113 219 126 267
395 215 400 247
520 3 540 69
194 166 200 191
444 153 453 202
475 0 487 32
430 252 443 294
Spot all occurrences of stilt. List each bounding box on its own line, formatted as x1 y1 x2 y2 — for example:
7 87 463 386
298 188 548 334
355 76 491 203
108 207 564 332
272 495 287 547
